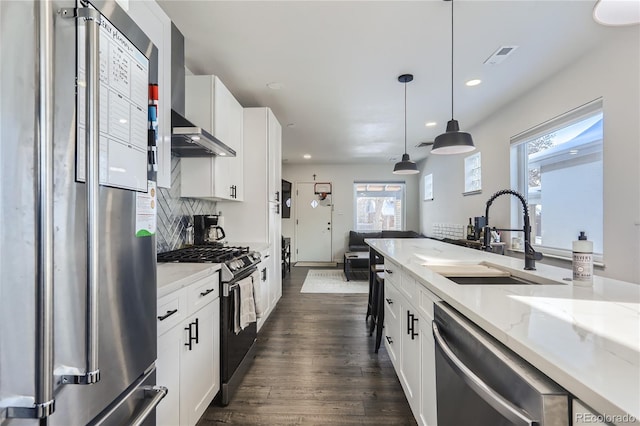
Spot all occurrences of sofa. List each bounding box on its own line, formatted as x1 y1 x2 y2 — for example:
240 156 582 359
347 230 422 252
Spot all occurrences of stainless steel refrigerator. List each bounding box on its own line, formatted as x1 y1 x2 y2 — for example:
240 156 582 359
0 1 166 424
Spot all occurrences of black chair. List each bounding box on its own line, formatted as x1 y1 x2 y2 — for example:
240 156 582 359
281 236 291 279
368 272 385 353
366 250 384 322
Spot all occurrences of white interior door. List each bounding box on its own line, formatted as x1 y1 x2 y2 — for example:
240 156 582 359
295 182 332 262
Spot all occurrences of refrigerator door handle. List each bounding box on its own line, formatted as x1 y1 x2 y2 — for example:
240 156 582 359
58 5 101 386
129 386 169 426
4 0 56 419
90 367 167 426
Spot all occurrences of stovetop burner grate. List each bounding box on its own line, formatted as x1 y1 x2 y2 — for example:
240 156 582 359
157 245 250 263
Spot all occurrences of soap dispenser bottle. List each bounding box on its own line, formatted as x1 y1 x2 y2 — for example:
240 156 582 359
572 231 593 285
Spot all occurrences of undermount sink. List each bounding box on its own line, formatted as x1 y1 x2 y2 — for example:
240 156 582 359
423 262 562 285
446 275 560 285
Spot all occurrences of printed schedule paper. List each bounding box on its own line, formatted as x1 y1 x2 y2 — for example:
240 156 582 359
76 9 149 192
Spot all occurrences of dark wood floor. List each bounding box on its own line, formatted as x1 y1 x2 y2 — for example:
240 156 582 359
198 265 417 425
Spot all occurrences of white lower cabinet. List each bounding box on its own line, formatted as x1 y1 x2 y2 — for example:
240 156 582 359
419 295 438 426
157 272 220 426
400 302 421 411
180 301 220 426
383 283 401 368
157 322 182 426
385 270 439 426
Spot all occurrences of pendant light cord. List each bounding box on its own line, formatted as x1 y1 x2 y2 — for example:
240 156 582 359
404 79 407 154
451 0 454 120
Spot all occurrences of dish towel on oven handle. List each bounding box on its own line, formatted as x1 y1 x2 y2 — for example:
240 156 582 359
235 275 257 333
251 270 265 318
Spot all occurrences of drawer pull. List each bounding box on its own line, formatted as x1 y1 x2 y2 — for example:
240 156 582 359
385 298 393 305
200 288 214 297
385 269 393 274
385 336 393 344
157 309 178 321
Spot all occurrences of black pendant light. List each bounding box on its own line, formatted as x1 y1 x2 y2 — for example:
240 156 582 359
393 74 419 174
432 0 476 155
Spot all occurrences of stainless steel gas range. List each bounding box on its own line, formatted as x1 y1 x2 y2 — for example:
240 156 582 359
157 244 261 405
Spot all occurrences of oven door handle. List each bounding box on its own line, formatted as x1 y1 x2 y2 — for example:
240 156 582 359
432 322 539 426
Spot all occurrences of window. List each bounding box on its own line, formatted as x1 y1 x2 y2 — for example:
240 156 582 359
510 99 603 258
354 182 405 231
464 152 482 194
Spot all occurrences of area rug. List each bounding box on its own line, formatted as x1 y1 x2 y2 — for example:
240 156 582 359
295 261 338 267
300 269 368 294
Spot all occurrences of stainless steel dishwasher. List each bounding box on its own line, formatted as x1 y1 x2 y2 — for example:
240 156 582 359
432 302 570 426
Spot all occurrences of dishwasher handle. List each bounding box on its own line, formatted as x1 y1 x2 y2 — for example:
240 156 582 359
432 321 539 426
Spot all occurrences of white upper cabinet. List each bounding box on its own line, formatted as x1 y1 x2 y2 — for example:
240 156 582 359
181 75 243 201
218 107 283 326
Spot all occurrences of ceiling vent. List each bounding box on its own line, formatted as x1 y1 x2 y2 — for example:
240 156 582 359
484 46 518 65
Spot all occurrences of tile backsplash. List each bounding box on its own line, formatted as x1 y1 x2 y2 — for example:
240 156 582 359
156 156 217 253
431 223 465 240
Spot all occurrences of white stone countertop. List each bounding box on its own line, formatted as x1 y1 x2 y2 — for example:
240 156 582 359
156 263 221 298
366 238 640 423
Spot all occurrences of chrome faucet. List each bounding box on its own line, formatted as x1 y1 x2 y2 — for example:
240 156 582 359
482 189 543 270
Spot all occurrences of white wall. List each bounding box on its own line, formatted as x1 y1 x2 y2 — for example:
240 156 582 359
418 27 640 283
282 163 420 263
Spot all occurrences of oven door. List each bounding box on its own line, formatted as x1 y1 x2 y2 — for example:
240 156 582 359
219 268 258 405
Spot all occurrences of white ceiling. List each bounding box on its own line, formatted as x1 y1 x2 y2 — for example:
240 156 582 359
157 0 621 165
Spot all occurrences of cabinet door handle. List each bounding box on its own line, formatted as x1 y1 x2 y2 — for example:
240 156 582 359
200 288 214 297
194 317 199 344
261 267 267 282
184 323 193 351
385 336 393 345
407 310 412 335
157 309 178 321
411 315 419 340
385 269 393 274
385 298 393 305
275 191 280 202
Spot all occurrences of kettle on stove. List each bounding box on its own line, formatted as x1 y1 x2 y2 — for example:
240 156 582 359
193 215 226 245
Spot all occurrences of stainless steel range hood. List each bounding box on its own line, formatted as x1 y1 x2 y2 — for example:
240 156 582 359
170 24 235 158
171 110 236 157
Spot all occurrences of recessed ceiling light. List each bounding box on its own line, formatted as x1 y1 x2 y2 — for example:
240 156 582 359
593 0 640 26
190 136 201 141
465 79 482 87
219 152 226 156
266 82 283 90
303 154 311 159
425 122 437 127
569 149 579 155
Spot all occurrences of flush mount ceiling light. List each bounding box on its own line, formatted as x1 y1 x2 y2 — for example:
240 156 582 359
593 0 640 26
432 0 476 155
393 74 419 175
465 79 482 87
425 121 437 127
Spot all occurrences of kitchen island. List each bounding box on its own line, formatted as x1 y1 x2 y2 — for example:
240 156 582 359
367 238 639 424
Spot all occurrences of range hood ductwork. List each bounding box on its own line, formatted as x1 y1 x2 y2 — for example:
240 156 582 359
170 24 234 158
171 110 236 157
